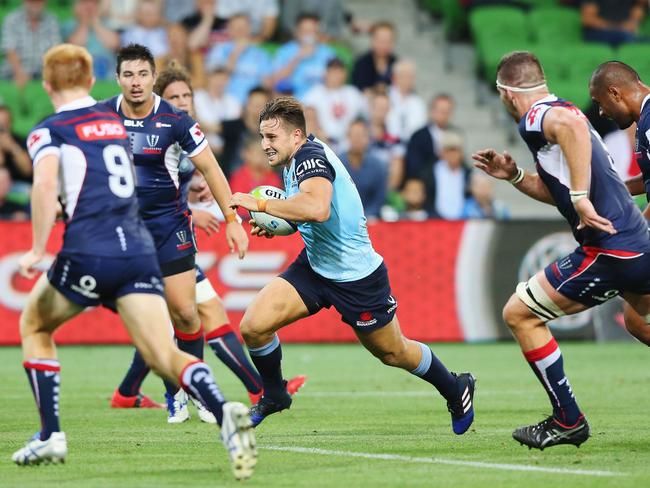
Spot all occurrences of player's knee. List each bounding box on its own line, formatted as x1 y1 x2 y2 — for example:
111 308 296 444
240 316 266 345
502 295 529 332
373 344 409 368
169 302 199 331
18 308 45 340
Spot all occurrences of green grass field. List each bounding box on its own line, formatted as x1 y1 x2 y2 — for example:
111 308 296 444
0 343 648 487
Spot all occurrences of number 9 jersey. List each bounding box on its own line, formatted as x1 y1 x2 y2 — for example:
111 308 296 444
27 96 156 257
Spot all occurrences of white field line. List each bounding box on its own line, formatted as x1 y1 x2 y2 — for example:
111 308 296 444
299 390 520 397
262 446 625 478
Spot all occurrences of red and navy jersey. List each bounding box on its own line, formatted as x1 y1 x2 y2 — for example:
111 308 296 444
634 94 650 200
27 96 155 257
100 95 207 244
519 95 650 252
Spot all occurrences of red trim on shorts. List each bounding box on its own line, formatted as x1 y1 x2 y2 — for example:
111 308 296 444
205 324 234 341
523 338 558 362
23 361 61 372
174 326 204 341
582 246 642 258
178 359 203 389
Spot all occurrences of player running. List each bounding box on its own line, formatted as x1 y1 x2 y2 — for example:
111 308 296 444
473 51 650 450
11 44 256 479
103 44 248 421
589 61 650 346
229 97 476 434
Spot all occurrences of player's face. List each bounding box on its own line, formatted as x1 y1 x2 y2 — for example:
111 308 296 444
259 118 299 168
497 87 520 121
590 85 634 129
162 80 194 116
117 59 156 106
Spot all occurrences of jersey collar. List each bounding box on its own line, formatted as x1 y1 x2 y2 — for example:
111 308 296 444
115 93 161 115
531 94 558 108
56 95 96 113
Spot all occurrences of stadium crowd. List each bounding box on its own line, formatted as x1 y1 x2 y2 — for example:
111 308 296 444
1 0 513 221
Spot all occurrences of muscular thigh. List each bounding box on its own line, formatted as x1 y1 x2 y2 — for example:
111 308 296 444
163 268 197 318
21 274 84 335
354 315 406 357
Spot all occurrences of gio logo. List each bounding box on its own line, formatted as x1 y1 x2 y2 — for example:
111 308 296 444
124 120 144 128
146 134 160 147
295 158 326 176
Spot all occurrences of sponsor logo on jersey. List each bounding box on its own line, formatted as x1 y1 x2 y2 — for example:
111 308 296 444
155 122 172 128
70 275 99 299
356 311 377 327
176 230 194 250
146 134 160 147
189 122 204 145
75 120 127 141
295 158 327 177
27 128 52 159
525 104 551 132
143 133 162 154
386 295 397 314
124 119 144 128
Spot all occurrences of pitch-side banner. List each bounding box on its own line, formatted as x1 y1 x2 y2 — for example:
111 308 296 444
0 221 467 344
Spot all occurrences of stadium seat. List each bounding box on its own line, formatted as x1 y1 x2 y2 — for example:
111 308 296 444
440 0 466 40
616 44 650 85
528 7 582 46
91 80 120 101
329 42 354 71
260 42 280 56
558 44 615 108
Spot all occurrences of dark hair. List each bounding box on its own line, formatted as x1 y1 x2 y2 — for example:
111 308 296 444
116 44 156 75
496 51 545 87
370 21 395 36
590 61 641 91
153 60 192 96
296 12 320 24
431 93 454 105
248 86 272 99
259 96 306 134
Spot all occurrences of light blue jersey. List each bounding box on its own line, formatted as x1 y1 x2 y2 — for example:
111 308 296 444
283 135 383 282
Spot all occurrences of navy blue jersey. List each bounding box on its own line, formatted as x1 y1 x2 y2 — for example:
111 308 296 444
100 94 207 244
27 96 155 257
519 95 650 252
634 94 650 200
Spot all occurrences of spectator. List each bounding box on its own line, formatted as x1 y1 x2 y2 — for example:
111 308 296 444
194 68 242 155
385 60 426 143
462 171 509 219
220 87 272 177
100 0 137 31
304 106 330 145
340 119 388 220
214 0 278 42
121 0 169 70
182 0 228 52
64 0 120 80
367 88 404 190
229 136 282 218
581 0 646 47
280 0 352 41
423 131 470 220
1 0 62 87
352 21 397 94
405 93 456 180
271 13 335 98
204 14 272 105
399 178 428 221
0 166 28 221
0 106 31 184
302 58 367 152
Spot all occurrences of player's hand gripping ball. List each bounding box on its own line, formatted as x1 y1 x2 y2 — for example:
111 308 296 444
249 185 297 236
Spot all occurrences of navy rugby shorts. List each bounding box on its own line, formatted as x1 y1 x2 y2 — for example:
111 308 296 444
280 249 398 332
48 252 164 310
145 212 197 276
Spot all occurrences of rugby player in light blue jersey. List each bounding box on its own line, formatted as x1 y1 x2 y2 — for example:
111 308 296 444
229 97 476 434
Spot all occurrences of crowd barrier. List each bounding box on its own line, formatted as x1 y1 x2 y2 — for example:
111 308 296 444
0 220 626 345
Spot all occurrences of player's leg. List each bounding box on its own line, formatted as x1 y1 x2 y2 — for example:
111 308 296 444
116 292 257 480
13 274 84 465
621 292 650 346
239 276 312 425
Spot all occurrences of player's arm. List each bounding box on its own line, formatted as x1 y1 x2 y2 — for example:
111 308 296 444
625 174 645 196
19 154 59 278
543 107 616 234
471 149 554 205
190 147 248 258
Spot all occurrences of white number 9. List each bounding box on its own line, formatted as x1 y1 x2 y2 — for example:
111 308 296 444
103 144 134 198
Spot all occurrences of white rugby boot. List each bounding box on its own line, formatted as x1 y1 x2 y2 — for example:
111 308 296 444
190 396 217 424
165 390 190 423
12 432 67 465
220 402 257 480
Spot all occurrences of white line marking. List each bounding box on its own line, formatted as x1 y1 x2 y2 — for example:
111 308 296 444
263 446 625 477
299 390 520 398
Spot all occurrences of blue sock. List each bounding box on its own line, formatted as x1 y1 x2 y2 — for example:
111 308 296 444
24 359 61 441
524 338 582 426
118 349 151 397
248 335 286 399
179 361 226 425
410 342 457 401
207 325 263 395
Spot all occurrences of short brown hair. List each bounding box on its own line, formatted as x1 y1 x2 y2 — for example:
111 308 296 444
370 20 396 36
496 51 545 87
153 60 192 96
259 97 306 134
43 44 93 92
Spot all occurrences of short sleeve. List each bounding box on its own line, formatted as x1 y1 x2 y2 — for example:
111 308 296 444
27 124 62 166
295 155 335 186
174 112 208 157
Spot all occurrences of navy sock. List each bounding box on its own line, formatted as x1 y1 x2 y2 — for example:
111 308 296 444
248 335 286 399
206 324 263 395
179 361 226 425
410 342 457 401
118 348 151 397
524 338 582 426
164 327 206 397
24 359 61 441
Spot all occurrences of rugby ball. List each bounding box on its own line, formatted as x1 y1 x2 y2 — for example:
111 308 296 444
249 185 297 236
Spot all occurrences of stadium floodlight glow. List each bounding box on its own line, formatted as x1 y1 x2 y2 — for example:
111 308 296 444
495 80 547 92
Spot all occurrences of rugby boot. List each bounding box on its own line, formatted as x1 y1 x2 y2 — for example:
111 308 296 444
513 415 590 450
446 372 475 435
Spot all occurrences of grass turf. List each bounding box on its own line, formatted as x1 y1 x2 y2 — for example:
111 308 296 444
0 343 648 487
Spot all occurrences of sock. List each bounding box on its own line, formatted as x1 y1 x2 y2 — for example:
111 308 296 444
179 360 225 425
410 342 457 401
206 324 263 395
24 359 61 441
118 349 151 397
164 327 206 397
248 335 286 399
524 337 582 426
